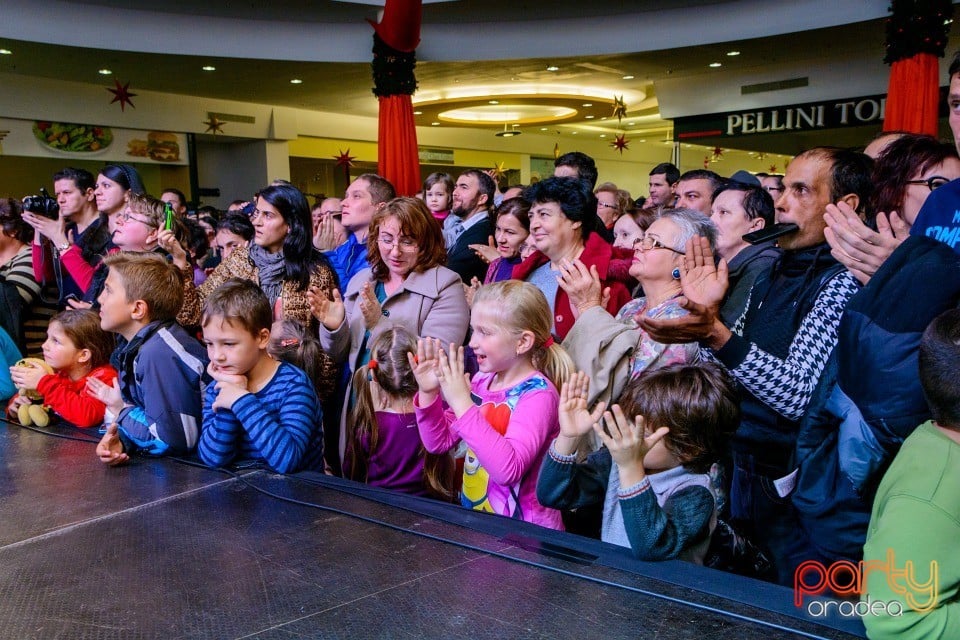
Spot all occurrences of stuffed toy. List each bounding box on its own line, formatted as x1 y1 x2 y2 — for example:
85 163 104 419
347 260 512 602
13 358 54 427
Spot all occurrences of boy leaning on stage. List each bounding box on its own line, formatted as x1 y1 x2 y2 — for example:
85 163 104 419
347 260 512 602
89 252 208 465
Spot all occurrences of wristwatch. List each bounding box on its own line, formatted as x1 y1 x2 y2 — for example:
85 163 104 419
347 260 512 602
56 241 71 253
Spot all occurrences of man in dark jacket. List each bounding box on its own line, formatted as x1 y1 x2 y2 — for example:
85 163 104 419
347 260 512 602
445 169 494 284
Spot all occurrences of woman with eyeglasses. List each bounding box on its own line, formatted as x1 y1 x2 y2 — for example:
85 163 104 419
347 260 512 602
825 134 960 284
164 183 338 330
309 196 469 464
560 208 718 408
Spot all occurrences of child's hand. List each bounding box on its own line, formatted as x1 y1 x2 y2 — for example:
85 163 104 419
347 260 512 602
206 362 248 387
358 281 382 330
554 371 605 455
66 298 93 310
86 377 125 416
463 277 482 308
157 229 189 269
96 422 129 466
595 405 669 485
308 287 345 330
436 342 473 417
9 361 48 390
408 338 442 397
211 379 249 412
7 394 31 418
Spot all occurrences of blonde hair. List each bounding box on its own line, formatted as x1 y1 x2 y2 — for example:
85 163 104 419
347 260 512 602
102 252 183 322
471 280 574 389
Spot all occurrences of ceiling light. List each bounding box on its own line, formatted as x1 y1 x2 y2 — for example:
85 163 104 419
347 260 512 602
413 110 423 115
546 66 559 72
582 103 592 107
585 115 595 119
727 51 741 56
0 49 12 55
639 139 646 143
622 75 634 80
202 65 216 71
98 68 112 75
628 121 635 125
709 62 722 68
431 121 440 126
571 131 578 135
290 78 303 84
495 124 522 137
488 100 499 104
540 127 548 131
599 134 606 138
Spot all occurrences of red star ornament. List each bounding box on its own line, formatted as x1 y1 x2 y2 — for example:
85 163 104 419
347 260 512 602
334 149 356 182
712 146 724 160
107 79 137 111
611 134 630 154
769 164 778 173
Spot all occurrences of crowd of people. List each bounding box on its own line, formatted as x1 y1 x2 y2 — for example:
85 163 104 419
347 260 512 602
5 57 960 638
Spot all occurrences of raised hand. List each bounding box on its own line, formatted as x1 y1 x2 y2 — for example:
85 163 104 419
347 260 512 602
554 371 606 455
308 287 345 330
469 235 499 264
157 228 189 269
594 405 669 482
463 277 482 308
408 337 443 403
96 422 130 466
679 236 728 309
358 281 383 330
436 342 473 417
556 259 603 317
313 214 345 251
86 376 125 416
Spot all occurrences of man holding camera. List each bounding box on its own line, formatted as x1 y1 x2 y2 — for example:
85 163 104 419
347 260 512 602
22 167 111 305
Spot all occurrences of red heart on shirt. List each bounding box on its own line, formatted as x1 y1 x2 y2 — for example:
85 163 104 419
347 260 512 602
479 402 511 435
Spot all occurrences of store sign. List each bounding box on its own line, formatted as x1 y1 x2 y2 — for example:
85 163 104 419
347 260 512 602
675 89 948 140
418 147 454 164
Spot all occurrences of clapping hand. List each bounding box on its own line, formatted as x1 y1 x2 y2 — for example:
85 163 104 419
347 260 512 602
86 376 125 417
554 371 606 455
358 281 382 330
463 277 482 308
469 236 498 264
308 287 345 330
824 201 907 284
435 342 473 417
556 259 607 318
313 214 345 251
408 337 443 404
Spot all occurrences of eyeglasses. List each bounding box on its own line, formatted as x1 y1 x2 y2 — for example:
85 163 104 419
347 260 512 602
321 210 342 217
118 212 156 228
905 175 952 191
597 202 618 210
378 235 418 252
633 235 684 254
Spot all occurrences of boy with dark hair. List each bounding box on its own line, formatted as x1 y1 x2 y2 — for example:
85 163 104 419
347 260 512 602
197 279 323 473
554 151 599 190
862 309 960 637
91 253 208 464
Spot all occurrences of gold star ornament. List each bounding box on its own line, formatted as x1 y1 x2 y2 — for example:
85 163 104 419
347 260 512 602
612 95 627 123
203 115 225 134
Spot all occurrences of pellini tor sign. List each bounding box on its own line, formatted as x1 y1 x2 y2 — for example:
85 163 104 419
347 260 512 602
794 550 938 618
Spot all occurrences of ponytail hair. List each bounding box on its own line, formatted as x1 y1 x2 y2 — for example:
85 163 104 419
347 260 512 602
471 280 574 390
267 320 336 402
346 327 454 500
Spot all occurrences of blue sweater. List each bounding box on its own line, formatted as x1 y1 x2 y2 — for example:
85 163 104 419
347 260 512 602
198 361 323 473
114 321 208 456
324 233 368 290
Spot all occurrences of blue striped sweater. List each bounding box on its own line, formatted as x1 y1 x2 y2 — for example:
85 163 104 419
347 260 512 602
198 361 323 473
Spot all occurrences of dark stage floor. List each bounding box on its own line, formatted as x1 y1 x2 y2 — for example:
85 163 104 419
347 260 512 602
0 421 865 639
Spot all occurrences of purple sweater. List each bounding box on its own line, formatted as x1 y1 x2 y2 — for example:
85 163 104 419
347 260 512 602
415 372 563 530
344 411 429 496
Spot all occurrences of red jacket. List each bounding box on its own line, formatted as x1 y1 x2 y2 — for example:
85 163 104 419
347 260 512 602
35 365 118 428
512 233 633 340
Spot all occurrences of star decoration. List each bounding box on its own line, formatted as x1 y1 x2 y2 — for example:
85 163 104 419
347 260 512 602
769 164 778 173
107 79 137 111
711 146 724 160
756 152 767 161
612 95 627 123
203 115 225 135
703 155 711 169
490 162 507 183
610 134 630 154
334 149 356 182
553 142 560 160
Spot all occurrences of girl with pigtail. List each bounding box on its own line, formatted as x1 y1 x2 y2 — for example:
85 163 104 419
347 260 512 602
412 280 572 530
343 327 455 500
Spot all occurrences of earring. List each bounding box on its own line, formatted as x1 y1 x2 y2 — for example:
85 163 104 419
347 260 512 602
672 267 681 280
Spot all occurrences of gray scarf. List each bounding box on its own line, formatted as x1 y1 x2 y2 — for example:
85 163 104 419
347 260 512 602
249 243 286 305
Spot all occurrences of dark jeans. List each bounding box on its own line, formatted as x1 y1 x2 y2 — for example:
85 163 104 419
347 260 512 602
730 452 819 586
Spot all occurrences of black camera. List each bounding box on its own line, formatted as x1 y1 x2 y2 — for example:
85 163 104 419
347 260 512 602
22 188 59 219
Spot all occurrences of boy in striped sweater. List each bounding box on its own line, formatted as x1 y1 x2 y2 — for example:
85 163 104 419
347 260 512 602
197 279 323 473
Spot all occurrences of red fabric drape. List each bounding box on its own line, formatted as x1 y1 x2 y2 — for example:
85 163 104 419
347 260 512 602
378 94 420 197
883 52 940 136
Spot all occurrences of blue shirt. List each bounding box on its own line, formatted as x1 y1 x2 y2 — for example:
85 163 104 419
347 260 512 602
324 233 369 290
912 177 960 252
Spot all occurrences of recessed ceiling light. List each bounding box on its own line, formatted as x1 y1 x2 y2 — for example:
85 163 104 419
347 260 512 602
585 115 595 119
599 134 606 138
489 100 499 104
431 122 440 126
709 62 722 68
540 127 548 131
628 122 635 126
202 65 216 71
639 139 646 143
546 66 559 72
622 75 634 80
98 68 112 75
413 110 423 115
601 116 608 120
582 103 592 107
0 49 12 55
571 131 578 135
290 78 303 84
727 51 741 56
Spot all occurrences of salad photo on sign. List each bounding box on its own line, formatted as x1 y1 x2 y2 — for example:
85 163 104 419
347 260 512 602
33 121 113 153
